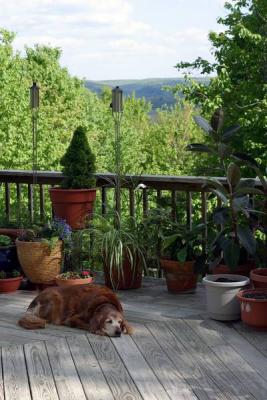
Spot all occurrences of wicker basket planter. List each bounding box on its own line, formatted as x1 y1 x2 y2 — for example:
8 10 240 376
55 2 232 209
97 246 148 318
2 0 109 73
15 239 63 284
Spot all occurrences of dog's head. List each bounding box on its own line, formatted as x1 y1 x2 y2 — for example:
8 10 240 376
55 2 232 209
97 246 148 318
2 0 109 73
90 304 132 337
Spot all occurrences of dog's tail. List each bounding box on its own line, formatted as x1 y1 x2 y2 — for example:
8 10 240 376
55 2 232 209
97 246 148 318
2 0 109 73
18 313 46 329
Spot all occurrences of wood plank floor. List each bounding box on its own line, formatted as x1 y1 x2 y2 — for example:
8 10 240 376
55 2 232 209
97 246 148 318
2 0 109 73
0 285 267 400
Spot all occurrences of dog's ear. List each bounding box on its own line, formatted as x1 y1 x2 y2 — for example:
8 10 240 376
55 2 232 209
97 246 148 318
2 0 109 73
121 319 133 335
89 311 102 334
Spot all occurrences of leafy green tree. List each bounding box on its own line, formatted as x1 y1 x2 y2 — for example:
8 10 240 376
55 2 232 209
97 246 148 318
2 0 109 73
174 0 267 166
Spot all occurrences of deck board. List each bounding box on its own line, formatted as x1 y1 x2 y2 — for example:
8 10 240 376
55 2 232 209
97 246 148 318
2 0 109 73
2 344 32 400
67 335 114 400
24 342 59 400
45 338 87 400
0 286 266 400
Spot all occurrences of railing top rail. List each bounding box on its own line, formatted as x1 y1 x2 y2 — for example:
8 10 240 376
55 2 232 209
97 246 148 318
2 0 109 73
0 169 262 191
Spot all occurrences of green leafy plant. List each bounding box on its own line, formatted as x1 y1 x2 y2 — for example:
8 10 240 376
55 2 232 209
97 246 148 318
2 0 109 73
0 269 21 279
0 271 7 279
57 270 93 280
188 110 265 271
60 126 96 189
11 270 20 278
89 213 146 289
142 208 207 274
62 229 91 273
0 235 12 247
17 218 72 252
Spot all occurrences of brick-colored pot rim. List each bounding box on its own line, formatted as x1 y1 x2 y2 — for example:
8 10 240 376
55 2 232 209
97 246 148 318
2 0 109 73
0 276 23 283
237 288 267 303
250 268 267 283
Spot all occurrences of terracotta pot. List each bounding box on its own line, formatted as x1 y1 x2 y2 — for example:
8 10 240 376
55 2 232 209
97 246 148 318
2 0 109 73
237 289 267 330
49 188 97 229
160 258 197 293
16 240 63 284
250 268 267 289
0 276 22 293
213 263 254 277
55 275 93 287
104 257 142 290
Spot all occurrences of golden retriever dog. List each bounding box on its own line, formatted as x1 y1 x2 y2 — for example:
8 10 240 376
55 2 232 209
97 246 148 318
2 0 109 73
18 284 132 337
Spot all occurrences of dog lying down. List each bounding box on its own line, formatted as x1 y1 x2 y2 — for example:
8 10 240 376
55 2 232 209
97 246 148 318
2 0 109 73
18 284 132 337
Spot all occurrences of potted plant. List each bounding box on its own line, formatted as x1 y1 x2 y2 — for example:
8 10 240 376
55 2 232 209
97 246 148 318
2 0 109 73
187 109 264 275
49 126 97 229
89 213 146 290
237 288 267 329
55 229 94 287
0 234 21 275
16 218 71 284
0 269 22 293
160 221 206 293
141 208 207 293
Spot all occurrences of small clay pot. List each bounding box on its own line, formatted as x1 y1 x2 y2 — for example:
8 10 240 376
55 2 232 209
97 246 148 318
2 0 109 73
250 268 267 289
237 288 267 330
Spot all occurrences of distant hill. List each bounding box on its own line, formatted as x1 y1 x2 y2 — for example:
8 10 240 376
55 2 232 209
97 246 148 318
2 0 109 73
85 78 208 111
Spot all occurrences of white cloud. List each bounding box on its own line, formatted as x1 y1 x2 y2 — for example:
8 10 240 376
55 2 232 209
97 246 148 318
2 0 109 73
0 0 220 79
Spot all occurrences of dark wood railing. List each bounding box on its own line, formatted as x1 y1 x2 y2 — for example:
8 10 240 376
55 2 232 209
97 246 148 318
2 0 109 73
0 170 263 227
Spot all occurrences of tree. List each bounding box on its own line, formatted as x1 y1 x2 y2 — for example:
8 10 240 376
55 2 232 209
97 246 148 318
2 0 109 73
174 0 267 167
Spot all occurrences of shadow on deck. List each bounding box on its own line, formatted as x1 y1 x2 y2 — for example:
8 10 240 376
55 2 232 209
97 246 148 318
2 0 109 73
0 279 267 400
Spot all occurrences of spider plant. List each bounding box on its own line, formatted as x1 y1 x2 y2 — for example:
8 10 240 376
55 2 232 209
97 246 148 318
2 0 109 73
88 212 146 290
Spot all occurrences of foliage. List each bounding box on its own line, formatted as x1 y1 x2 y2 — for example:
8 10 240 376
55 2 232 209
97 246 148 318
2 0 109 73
17 218 71 250
141 208 207 274
190 110 265 271
57 270 93 280
62 229 91 272
0 269 20 279
174 0 267 166
60 126 96 189
88 213 146 289
0 235 12 246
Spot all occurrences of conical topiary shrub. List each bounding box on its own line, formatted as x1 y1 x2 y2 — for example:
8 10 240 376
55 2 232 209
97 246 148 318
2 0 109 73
49 126 97 229
61 126 96 189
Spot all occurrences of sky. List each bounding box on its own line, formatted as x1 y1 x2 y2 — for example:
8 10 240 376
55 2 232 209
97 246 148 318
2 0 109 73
0 0 226 81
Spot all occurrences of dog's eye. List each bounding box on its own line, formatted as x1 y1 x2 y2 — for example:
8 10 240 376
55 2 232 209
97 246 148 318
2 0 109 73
106 320 112 324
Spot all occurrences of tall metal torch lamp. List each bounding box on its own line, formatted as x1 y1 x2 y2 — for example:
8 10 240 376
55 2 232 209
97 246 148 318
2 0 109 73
30 82 40 222
111 86 123 218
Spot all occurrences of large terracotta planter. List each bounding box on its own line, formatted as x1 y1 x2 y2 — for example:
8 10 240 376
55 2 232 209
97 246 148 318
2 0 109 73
250 268 267 289
160 258 197 293
213 263 254 277
104 257 142 290
55 275 93 287
49 188 97 229
0 276 23 293
16 240 63 284
237 288 267 330
203 274 250 321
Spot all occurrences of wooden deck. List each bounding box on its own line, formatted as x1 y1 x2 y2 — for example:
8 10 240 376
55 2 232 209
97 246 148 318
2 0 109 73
0 281 267 400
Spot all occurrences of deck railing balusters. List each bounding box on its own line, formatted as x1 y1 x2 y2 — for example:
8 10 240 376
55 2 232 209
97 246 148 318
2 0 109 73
28 184 34 224
129 188 135 218
142 188 148 218
4 182 10 222
39 184 45 222
101 187 107 215
186 191 192 229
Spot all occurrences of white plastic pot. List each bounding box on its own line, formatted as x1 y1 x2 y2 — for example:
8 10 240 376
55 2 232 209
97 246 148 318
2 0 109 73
203 274 250 321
